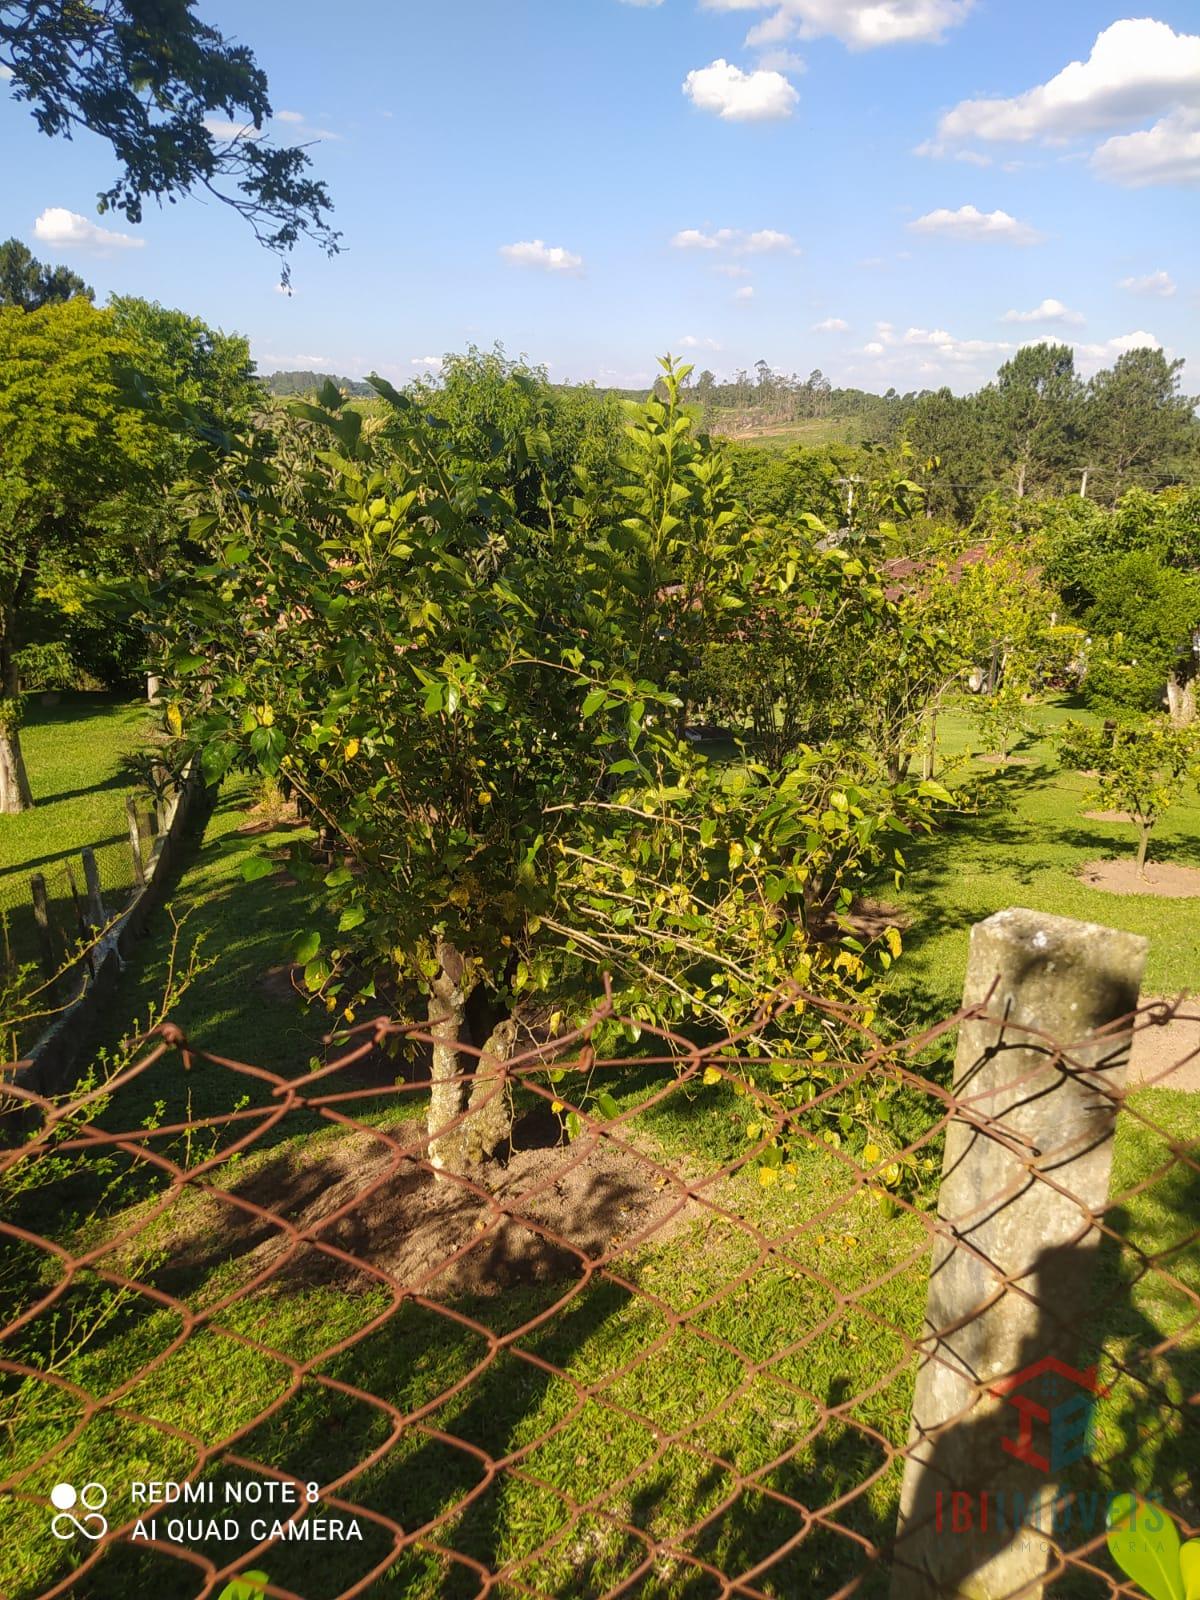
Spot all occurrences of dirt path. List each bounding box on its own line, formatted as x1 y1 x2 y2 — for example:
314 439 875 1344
1129 1000 1200 1092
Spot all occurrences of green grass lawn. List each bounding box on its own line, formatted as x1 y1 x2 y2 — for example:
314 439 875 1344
891 695 1200 1019
0 694 153 1026
2 694 1196 1598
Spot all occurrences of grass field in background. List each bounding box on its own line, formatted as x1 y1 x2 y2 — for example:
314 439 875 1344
0 694 151 1002
892 695 1200 1016
707 413 875 451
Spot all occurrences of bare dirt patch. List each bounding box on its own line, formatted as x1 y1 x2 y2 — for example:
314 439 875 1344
1129 1000 1200 1093
1083 810 1135 825
1079 859 1200 898
149 1123 702 1303
976 754 1035 767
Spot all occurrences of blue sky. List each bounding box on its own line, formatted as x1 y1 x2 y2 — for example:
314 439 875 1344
2 0 1197 393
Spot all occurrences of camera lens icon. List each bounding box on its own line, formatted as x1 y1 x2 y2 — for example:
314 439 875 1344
50 1482 109 1541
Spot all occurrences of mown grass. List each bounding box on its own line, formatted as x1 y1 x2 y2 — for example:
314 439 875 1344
706 413 875 452
2 696 1197 1598
0 694 152 980
891 695 1200 1020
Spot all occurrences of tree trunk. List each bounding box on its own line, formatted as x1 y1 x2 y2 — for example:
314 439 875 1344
147 673 162 704
425 941 515 1176
426 941 471 1175
1167 671 1196 728
1136 822 1152 879
0 617 32 814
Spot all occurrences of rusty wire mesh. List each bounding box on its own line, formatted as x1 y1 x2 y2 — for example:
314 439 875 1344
0 989 1197 1600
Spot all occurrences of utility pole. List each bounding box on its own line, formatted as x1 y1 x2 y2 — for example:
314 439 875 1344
1073 466 1091 498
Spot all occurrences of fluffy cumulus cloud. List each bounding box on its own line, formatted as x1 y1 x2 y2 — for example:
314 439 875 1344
701 0 973 50
678 334 722 350
909 204 1041 244
671 226 798 254
34 206 144 253
683 59 799 121
0 64 12 79
203 117 265 142
860 321 1012 374
1093 110 1200 188
1120 269 1177 298
812 316 850 332
1072 330 1163 373
411 356 442 369
1002 298 1085 326
499 239 584 274
930 19 1200 188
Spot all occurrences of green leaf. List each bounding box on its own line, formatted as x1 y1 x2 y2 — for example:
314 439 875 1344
218 1576 270 1600
581 689 607 719
565 1111 581 1142
918 780 955 806
1107 1495 1184 1600
294 930 322 966
338 906 366 932
594 1091 621 1120
241 857 275 883
1180 1544 1200 1600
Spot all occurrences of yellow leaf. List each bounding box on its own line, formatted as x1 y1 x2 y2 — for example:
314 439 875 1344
551 1100 565 1115
758 1165 778 1187
166 703 183 737
885 927 903 960
703 1065 722 1087
863 1143 882 1166
344 738 360 761
745 1122 762 1140
478 790 493 805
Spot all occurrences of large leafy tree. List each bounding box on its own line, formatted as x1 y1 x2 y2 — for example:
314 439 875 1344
0 0 338 279
0 238 92 310
0 298 160 810
1085 348 1200 503
159 364 942 1173
981 343 1083 500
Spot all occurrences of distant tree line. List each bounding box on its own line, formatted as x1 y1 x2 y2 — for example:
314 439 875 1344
263 370 375 398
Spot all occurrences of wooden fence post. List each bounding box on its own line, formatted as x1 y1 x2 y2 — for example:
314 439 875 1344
81 847 106 929
30 873 56 983
126 797 146 888
892 908 1148 1600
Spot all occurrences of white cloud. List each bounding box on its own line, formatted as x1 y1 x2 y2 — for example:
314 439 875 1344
909 204 1041 244
735 285 756 301
1002 298 1085 326
203 117 265 142
272 282 293 296
1092 110 1200 188
936 19 1200 144
411 356 442 369
714 263 752 278
33 206 145 253
276 109 305 124
812 316 850 332
679 335 722 350
618 0 664 6
1073 330 1163 373
702 0 974 49
499 239 584 274
1120 269 1177 299
683 59 799 121
671 226 798 254
0 64 12 80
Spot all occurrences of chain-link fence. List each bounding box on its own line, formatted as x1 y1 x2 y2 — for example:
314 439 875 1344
0 940 1196 1600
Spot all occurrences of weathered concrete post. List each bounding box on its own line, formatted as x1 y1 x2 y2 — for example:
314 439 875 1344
126 798 146 888
892 909 1147 1600
81 847 106 929
30 873 56 983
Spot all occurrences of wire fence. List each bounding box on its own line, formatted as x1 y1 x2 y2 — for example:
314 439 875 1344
0 800 157 983
0 968 1197 1600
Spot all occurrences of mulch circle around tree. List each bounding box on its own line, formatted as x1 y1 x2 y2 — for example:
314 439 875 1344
1079 859 1200 898
1129 1000 1200 1093
975 754 1035 767
1083 810 1135 824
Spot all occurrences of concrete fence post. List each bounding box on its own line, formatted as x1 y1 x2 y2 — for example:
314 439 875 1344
81 847 106 929
126 798 146 889
30 873 56 983
892 908 1148 1600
